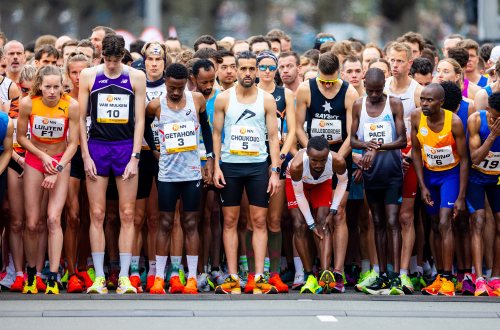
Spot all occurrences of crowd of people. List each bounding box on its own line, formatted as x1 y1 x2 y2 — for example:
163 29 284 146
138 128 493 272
0 26 498 297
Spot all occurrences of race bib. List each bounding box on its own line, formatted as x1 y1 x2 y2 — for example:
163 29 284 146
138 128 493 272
86 116 91 135
363 122 393 145
230 125 260 156
424 144 455 168
141 119 160 150
32 116 65 140
310 118 342 143
163 121 197 154
473 151 500 175
97 93 130 123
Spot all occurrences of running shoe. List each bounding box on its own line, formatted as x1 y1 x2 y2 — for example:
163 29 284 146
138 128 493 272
197 273 211 292
116 276 137 294
0 268 15 289
300 275 322 294
67 274 84 293
438 277 455 296
244 273 255 294
455 273 464 292
0 271 6 281
291 272 305 290
215 275 241 294
280 268 295 284
140 270 147 287
238 270 248 290
45 279 59 294
77 269 94 289
461 274 475 296
107 270 119 290
421 275 441 296
363 274 389 295
268 273 289 293
400 274 414 294
253 275 277 294
178 267 186 286
183 277 198 294
145 275 155 292
410 274 426 291
355 269 378 292
387 276 404 295
129 275 143 293
332 271 345 293
474 277 492 297
10 275 24 292
210 270 226 286
488 278 500 296
36 276 47 292
60 270 68 287
169 275 184 294
87 267 96 282
358 270 370 283
86 276 108 294
150 277 166 294
22 276 38 294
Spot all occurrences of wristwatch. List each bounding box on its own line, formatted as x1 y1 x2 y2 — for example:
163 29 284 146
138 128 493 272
56 164 64 173
206 152 214 159
271 166 281 174
132 152 141 160
279 153 286 161
329 208 338 215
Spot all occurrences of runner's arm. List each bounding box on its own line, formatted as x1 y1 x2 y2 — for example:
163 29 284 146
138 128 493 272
0 118 13 174
337 85 357 158
265 93 280 169
57 99 79 168
279 88 296 158
331 152 347 212
468 112 498 165
378 96 407 150
131 69 147 156
78 68 92 159
295 82 310 148
452 114 468 201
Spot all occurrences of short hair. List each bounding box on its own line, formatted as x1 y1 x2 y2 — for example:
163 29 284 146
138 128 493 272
420 48 436 69
92 26 116 36
361 43 383 62
34 34 57 50
279 51 300 65
192 59 215 77
480 43 494 63
411 57 434 76
457 39 479 54
319 41 335 54
121 49 133 64
175 49 194 66
388 42 412 60
231 40 249 52
235 51 257 67
30 65 62 96
266 29 286 39
342 55 361 67
76 39 96 58
318 52 340 75
20 64 36 84
130 39 146 54
365 67 386 83
368 58 391 72
61 39 78 55
0 46 3 59
266 35 281 46
307 136 329 152
165 63 189 80
248 35 271 51
438 58 462 75
25 41 35 53
303 49 320 65
447 47 469 68
193 47 222 64
445 34 464 41
332 40 354 57
101 34 125 57
218 49 235 59
496 59 500 77
397 31 426 52
34 44 59 61
0 31 7 46
193 35 217 51
348 38 365 50
65 52 91 75
440 81 462 111
488 92 500 111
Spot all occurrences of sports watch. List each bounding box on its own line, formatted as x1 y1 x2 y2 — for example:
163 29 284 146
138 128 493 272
271 167 281 174
132 152 141 160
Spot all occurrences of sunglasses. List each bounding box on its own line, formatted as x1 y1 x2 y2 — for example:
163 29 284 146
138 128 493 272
21 87 30 94
258 64 277 72
317 76 339 86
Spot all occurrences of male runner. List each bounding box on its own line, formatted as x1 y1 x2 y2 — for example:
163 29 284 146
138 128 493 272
341 56 365 96
278 52 302 94
217 50 237 91
3 40 26 83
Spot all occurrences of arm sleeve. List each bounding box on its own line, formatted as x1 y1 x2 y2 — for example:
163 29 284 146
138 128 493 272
331 170 348 210
291 180 315 227
144 115 157 151
199 110 213 154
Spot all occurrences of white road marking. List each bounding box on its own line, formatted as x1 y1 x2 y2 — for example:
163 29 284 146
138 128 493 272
317 315 338 322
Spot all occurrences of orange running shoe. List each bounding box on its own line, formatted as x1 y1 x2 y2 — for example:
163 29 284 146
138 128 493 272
130 275 143 293
421 275 441 295
244 273 255 294
67 274 84 293
10 276 24 292
253 275 278 294
268 273 289 293
438 277 455 296
36 276 47 292
145 275 155 292
77 270 94 289
169 275 184 294
150 277 166 294
215 275 241 294
183 277 198 294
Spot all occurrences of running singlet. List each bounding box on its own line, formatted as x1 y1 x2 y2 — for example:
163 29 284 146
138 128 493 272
199 89 220 160
158 91 201 182
484 85 493 97
29 94 70 144
0 111 8 152
417 109 460 171
0 76 14 101
462 79 470 98
295 151 333 184
221 87 268 163
142 82 166 150
356 96 402 188
272 85 286 143
8 97 30 153
306 79 349 152
456 100 470 133
88 65 135 141
384 77 418 144
477 75 488 88
470 110 500 184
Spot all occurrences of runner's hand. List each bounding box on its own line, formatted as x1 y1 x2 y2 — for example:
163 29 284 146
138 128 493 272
122 159 139 180
421 186 434 207
364 139 380 151
213 167 226 189
312 226 323 240
267 172 280 196
41 174 58 189
453 197 466 220
490 117 500 137
204 158 214 185
41 153 59 175
361 149 377 170
353 168 363 183
83 156 98 181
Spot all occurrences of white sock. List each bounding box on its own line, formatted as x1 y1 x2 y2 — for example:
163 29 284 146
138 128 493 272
431 264 437 277
361 259 370 273
293 257 304 275
486 269 492 278
373 264 380 274
148 260 157 276
410 256 418 274
230 273 239 279
416 266 424 275
186 255 198 279
16 271 23 277
8 254 14 271
472 266 476 274
130 256 140 276
171 256 182 276
255 273 263 280
156 256 167 279
92 252 105 278
119 253 132 278
400 269 408 276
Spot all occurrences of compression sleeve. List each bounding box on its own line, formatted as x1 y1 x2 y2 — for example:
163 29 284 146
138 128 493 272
199 110 213 154
291 180 315 227
331 170 348 210
144 115 157 151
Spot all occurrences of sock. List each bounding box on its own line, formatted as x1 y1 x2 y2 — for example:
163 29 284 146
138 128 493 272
130 256 140 276
91 252 105 278
255 272 263 281
280 257 288 272
171 256 181 277
410 256 418 274
186 255 198 279
264 257 270 273
139 256 146 271
442 271 452 280
87 257 94 267
293 257 304 275
155 256 168 279
119 253 132 278
423 260 432 275
148 260 156 276
400 269 408 276
27 266 36 282
16 271 23 277
36 272 43 278
48 271 57 281
268 231 282 274
239 255 249 272
431 265 437 277
373 264 380 274
230 273 239 280
304 271 313 279
471 266 476 274
211 266 220 272
8 253 14 270
486 269 492 278
416 265 424 276
387 264 394 273
361 259 370 273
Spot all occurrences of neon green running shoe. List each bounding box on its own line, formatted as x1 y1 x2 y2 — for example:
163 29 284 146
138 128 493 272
401 274 414 294
358 270 370 283
86 276 108 294
179 267 186 286
355 269 378 292
300 275 322 294
87 267 96 282
116 276 137 294
60 270 68 285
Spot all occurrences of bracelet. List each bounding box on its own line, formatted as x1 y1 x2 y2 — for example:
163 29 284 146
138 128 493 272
308 223 316 231
16 155 21 163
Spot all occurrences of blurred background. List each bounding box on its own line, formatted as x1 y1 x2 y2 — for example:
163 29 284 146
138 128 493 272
0 0 499 51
